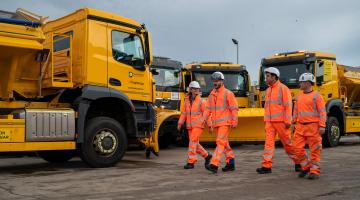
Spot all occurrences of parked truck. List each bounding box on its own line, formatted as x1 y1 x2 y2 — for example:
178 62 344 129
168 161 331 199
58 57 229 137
259 50 360 147
151 56 184 148
0 8 157 167
183 62 265 142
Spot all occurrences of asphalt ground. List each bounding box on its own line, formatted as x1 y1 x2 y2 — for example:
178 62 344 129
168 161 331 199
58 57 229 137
0 135 359 200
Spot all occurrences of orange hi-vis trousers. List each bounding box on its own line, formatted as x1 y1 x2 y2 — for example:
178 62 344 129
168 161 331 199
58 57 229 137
262 122 298 168
210 126 235 166
187 128 209 164
293 123 322 175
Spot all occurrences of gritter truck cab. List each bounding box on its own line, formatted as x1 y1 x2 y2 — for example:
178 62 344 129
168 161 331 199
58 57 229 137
259 51 360 147
0 8 157 167
183 62 266 143
151 56 184 148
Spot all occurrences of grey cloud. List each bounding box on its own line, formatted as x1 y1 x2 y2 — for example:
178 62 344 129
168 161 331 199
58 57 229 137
1 0 359 80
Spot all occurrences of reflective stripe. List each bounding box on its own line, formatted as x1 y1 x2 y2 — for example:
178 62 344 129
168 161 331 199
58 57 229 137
183 112 202 116
310 165 320 169
287 153 296 159
315 144 322 150
285 115 292 119
283 102 292 107
300 160 310 167
263 155 273 159
213 115 237 123
189 141 197 146
298 111 319 116
312 161 320 165
318 108 326 113
264 111 285 119
228 105 238 110
299 154 308 161
213 154 221 161
224 90 228 109
264 149 274 153
188 155 197 159
320 116 327 120
187 117 204 127
215 148 223 154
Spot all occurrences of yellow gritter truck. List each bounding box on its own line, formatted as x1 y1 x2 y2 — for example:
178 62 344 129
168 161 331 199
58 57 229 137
151 56 184 148
183 62 265 143
0 8 157 167
259 51 360 147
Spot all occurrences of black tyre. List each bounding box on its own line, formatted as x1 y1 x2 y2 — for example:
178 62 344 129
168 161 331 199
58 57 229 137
37 150 76 163
159 133 172 149
79 117 127 168
322 116 341 147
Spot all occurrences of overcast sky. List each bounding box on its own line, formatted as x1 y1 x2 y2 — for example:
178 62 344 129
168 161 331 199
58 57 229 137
2 0 360 81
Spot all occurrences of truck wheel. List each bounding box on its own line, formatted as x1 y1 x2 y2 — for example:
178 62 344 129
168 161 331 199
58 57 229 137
79 117 127 168
37 150 75 163
323 116 341 147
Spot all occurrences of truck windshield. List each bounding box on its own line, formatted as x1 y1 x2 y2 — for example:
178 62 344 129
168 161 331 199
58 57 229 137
112 31 145 67
192 71 246 97
153 67 181 92
259 63 314 90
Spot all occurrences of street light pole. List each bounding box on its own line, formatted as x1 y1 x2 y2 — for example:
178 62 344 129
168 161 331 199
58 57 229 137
232 38 239 64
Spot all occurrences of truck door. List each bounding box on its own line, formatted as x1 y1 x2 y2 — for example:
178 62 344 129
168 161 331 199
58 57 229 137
107 25 152 102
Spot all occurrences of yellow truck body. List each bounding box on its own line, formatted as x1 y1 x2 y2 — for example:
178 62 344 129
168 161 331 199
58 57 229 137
0 8 157 167
259 50 360 147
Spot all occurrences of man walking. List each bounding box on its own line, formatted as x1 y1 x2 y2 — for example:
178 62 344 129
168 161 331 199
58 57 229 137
204 72 238 173
256 67 300 174
293 73 326 180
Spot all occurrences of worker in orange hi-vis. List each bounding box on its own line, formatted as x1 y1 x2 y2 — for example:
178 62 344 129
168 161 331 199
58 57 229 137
256 67 300 174
293 73 326 180
203 71 238 173
177 81 212 169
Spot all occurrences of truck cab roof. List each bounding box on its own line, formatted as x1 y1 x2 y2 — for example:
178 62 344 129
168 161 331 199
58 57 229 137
184 62 247 72
44 7 143 32
262 50 336 66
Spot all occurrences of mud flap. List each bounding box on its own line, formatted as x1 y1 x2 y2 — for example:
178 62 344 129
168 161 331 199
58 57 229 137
139 130 159 159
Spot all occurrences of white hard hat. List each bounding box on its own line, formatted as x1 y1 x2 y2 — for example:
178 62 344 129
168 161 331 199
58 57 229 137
264 67 280 78
299 73 315 83
189 81 201 89
211 71 225 81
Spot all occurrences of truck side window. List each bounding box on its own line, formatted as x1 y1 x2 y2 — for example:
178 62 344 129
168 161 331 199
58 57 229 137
53 31 73 52
112 30 145 67
316 62 324 85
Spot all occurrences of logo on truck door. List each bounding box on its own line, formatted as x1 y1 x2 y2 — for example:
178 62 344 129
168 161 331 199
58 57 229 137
0 130 11 142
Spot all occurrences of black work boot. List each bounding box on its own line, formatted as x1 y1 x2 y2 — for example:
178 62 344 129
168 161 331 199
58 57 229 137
204 154 212 167
256 167 272 174
222 158 235 172
298 169 309 178
184 163 194 169
205 164 218 173
307 173 320 180
295 164 302 172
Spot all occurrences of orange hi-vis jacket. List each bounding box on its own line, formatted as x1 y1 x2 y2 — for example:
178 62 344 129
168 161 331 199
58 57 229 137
264 80 293 124
203 85 238 127
178 95 206 129
293 91 327 127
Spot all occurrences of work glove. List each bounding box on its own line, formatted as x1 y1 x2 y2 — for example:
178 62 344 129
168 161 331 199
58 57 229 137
319 127 326 135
